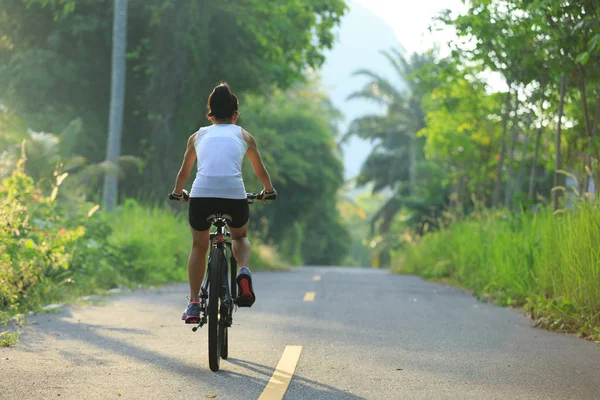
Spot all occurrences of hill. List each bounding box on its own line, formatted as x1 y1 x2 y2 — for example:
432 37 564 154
320 0 402 181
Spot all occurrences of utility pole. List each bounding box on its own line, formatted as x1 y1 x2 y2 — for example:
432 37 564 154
102 0 128 212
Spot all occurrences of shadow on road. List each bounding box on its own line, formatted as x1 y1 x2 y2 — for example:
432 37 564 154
226 358 366 399
18 310 363 399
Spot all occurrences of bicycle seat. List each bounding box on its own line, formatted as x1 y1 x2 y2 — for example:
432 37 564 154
206 213 232 226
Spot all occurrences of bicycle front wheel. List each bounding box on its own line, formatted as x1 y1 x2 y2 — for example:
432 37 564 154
220 322 228 359
208 248 225 372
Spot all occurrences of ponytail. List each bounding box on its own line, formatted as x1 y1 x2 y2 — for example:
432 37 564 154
206 82 239 120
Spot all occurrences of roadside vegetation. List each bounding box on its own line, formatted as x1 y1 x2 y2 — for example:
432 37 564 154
345 0 600 340
393 202 600 341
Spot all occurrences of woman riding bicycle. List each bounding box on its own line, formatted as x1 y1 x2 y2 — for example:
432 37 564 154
170 82 276 323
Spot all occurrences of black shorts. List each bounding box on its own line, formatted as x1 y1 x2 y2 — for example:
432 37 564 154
188 197 249 231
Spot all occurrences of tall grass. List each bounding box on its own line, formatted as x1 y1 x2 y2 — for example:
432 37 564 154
392 202 600 340
108 199 288 283
108 200 191 283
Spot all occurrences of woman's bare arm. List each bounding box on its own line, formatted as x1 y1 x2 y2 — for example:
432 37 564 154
242 129 273 191
173 133 197 194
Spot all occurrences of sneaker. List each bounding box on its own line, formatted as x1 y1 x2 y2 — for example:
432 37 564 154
181 302 201 323
235 267 256 307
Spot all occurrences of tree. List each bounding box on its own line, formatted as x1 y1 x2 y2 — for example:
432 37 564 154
337 190 387 266
528 70 549 202
239 82 350 265
0 0 348 201
345 49 436 233
553 73 566 210
0 107 141 197
530 0 600 197
439 0 550 207
102 0 128 212
417 62 504 207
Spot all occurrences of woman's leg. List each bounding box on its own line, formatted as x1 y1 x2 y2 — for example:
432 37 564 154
229 222 250 268
188 227 210 302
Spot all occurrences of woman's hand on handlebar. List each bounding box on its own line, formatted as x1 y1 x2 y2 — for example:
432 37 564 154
259 187 277 204
169 189 190 202
246 188 277 203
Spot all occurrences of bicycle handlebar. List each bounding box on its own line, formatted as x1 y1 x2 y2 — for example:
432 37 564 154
246 192 277 201
168 190 277 202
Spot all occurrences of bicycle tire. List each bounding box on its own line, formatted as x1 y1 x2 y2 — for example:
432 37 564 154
208 248 224 372
220 321 228 359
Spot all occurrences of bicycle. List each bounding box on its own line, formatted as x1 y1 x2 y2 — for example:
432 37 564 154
169 190 275 371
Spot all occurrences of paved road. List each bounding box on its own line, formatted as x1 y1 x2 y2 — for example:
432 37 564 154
1 267 599 399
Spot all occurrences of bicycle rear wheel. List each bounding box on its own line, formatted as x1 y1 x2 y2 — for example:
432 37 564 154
208 248 225 372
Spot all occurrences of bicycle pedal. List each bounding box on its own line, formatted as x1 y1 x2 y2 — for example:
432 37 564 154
191 320 204 332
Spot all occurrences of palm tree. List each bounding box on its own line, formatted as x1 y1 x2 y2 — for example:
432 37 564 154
345 48 435 234
0 117 142 199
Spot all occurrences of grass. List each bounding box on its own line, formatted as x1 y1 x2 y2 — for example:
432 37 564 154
107 200 193 283
392 201 600 341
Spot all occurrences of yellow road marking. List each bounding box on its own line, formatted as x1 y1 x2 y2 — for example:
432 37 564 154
312 275 321 281
258 346 303 400
303 292 316 302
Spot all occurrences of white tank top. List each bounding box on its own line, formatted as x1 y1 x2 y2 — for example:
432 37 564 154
190 124 248 199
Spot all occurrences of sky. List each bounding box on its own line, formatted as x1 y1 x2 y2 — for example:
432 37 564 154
355 0 466 56
355 0 507 92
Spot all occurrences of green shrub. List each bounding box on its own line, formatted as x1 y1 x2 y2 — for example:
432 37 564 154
0 168 87 320
68 212 128 294
0 330 20 347
392 203 600 340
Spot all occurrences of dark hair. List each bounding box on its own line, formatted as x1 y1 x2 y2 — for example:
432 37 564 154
206 82 239 121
